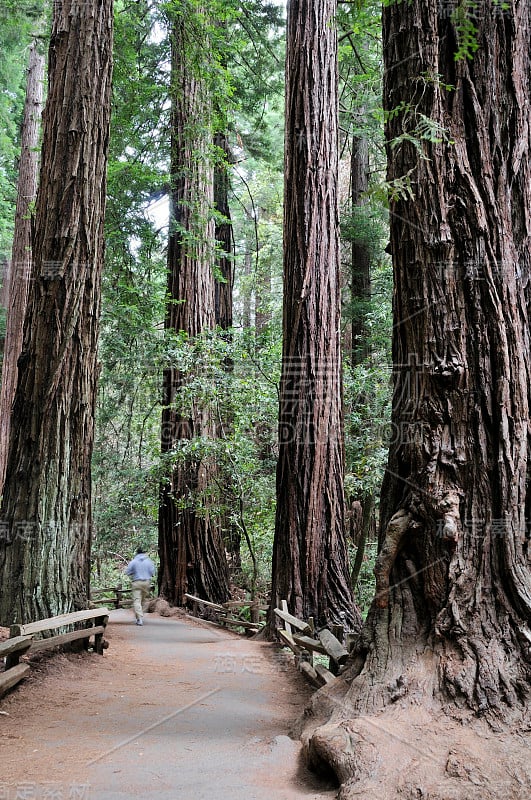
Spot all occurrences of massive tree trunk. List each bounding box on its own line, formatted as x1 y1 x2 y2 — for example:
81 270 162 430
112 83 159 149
158 10 230 606
304 2 531 797
0 41 45 496
269 0 357 629
0 0 113 624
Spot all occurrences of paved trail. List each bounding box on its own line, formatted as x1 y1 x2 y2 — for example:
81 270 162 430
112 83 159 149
0 610 337 800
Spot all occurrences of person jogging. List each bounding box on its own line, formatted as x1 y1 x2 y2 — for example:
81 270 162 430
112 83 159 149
125 545 155 626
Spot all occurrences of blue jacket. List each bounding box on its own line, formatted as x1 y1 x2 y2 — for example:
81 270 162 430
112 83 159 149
126 553 155 582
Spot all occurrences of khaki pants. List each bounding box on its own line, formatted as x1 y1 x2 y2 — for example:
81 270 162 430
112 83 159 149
131 580 151 620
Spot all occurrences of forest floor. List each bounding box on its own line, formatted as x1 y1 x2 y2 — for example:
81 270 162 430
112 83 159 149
0 608 338 800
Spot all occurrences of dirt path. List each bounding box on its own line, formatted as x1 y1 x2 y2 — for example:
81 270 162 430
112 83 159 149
0 609 337 800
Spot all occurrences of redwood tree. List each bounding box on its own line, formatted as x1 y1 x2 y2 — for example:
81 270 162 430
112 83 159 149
270 0 357 628
0 41 45 495
158 7 230 605
306 0 531 794
0 0 113 624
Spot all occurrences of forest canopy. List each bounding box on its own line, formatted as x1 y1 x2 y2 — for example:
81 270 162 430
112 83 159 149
1 0 390 612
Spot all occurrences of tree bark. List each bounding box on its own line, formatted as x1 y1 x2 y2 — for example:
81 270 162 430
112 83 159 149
158 10 230 606
367 0 531 722
0 41 45 495
0 0 113 624
305 1 531 794
0 262 10 313
269 0 358 629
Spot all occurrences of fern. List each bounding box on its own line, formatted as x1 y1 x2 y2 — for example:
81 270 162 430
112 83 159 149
452 0 480 61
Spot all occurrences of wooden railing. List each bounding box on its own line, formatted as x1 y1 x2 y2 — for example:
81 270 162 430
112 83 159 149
0 607 109 699
90 584 155 609
184 593 267 633
274 600 353 687
90 584 132 608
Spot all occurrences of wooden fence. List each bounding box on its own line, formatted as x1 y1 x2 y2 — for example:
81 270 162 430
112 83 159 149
184 593 267 634
90 584 133 608
90 583 156 609
274 600 354 687
0 608 109 699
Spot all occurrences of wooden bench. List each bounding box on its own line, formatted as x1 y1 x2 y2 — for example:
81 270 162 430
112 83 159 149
8 608 110 667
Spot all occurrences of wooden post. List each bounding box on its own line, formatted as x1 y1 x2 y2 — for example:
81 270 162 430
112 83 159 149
298 661 321 687
331 624 344 643
280 599 292 634
298 647 313 668
116 583 123 609
94 615 108 655
2 635 33 670
346 632 358 653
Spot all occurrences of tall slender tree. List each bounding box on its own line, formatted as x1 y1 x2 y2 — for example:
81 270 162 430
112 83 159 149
306 0 531 794
158 5 230 605
0 0 113 624
350 136 371 366
213 133 233 331
269 0 357 628
346 137 375 588
0 1 45 268
0 41 45 495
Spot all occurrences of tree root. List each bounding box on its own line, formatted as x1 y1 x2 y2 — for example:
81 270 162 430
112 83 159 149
303 703 531 800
